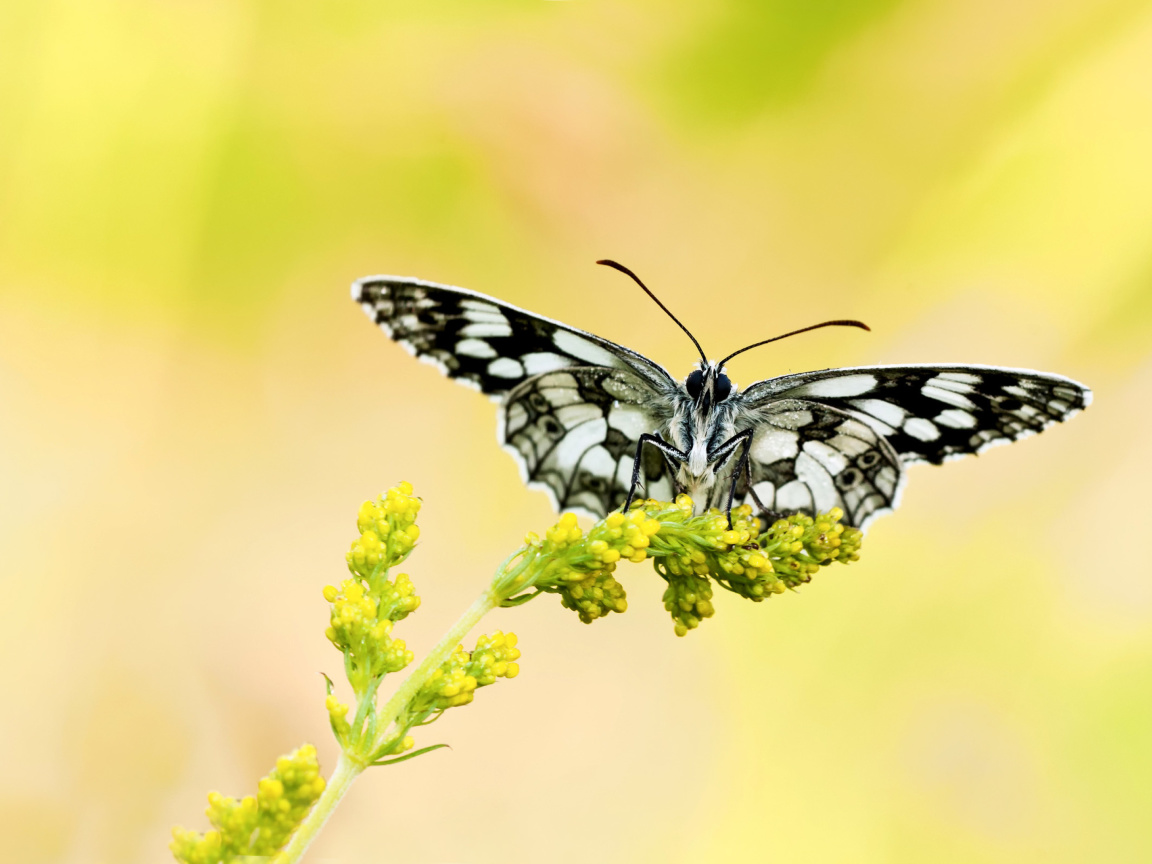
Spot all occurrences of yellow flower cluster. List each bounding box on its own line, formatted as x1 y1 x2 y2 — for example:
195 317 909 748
323 577 416 690
416 631 521 711
319 484 528 770
642 499 863 633
325 692 352 743
498 508 661 622
558 568 628 624
325 483 426 699
662 571 715 637
758 508 862 589
170 745 326 863
647 498 773 588
499 495 864 635
346 481 422 584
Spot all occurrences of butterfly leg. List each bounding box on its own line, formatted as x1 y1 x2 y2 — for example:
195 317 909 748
742 457 783 528
623 433 687 513
708 428 755 529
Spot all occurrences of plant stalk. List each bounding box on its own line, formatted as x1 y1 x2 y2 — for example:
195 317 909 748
272 750 362 864
275 587 500 862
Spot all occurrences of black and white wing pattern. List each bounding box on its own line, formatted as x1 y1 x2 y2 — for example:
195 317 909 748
721 400 906 531
501 367 676 515
739 365 1092 465
730 365 1091 529
353 275 677 515
353 276 673 396
356 273 1092 532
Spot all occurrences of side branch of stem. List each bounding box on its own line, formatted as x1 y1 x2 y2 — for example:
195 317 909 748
275 587 500 863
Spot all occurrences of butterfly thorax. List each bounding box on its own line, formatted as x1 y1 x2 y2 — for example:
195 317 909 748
667 363 740 509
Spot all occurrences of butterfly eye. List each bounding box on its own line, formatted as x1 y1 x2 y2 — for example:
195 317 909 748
714 373 732 402
686 369 704 399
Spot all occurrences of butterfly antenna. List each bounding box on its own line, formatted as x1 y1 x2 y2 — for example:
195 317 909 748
596 259 708 365
719 319 871 368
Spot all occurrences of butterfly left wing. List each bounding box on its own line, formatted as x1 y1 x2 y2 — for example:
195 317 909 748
353 275 676 398
718 399 906 530
738 364 1091 465
501 366 675 517
354 274 679 518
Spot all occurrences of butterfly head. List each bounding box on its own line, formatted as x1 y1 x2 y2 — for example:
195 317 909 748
685 363 734 408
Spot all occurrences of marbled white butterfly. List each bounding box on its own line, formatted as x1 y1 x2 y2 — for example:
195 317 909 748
353 261 1091 530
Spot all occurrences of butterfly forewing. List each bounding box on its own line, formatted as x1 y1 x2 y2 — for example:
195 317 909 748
353 276 675 397
739 364 1091 466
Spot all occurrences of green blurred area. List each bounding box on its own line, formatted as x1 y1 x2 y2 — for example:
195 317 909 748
1 2 1150 863
668 0 906 117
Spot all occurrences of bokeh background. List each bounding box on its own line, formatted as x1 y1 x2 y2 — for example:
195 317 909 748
3 1 1151 862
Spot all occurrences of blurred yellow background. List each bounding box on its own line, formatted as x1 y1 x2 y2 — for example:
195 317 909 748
2 1 1151 862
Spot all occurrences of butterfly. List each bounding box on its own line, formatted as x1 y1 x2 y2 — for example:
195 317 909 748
353 261 1091 531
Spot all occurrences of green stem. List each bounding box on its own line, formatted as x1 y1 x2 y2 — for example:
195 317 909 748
350 674 384 745
274 588 500 862
369 588 499 754
272 750 362 864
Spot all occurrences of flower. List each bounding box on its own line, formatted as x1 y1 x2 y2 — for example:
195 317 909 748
499 496 863 635
346 481 423 586
324 576 416 692
413 631 522 713
325 484 426 697
326 486 528 766
170 745 326 863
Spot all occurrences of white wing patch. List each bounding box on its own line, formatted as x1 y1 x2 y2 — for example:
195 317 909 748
791 374 878 398
461 321 513 339
902 417 940 442
488 357 524 378
522 352 573 375
456 338 497 359
935 408 977 429
552 329 623 367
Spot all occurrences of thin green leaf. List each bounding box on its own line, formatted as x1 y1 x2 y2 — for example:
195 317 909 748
370 744 450 767
500 589 543 608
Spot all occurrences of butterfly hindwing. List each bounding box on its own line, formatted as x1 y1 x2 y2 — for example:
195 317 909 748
501 367 675 517
353 276 675 398
739 364 1091 466
720 399 905 530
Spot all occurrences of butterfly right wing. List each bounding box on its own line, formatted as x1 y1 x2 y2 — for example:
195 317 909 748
501 366 676 518
354 274 681 519
353 275 676 398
